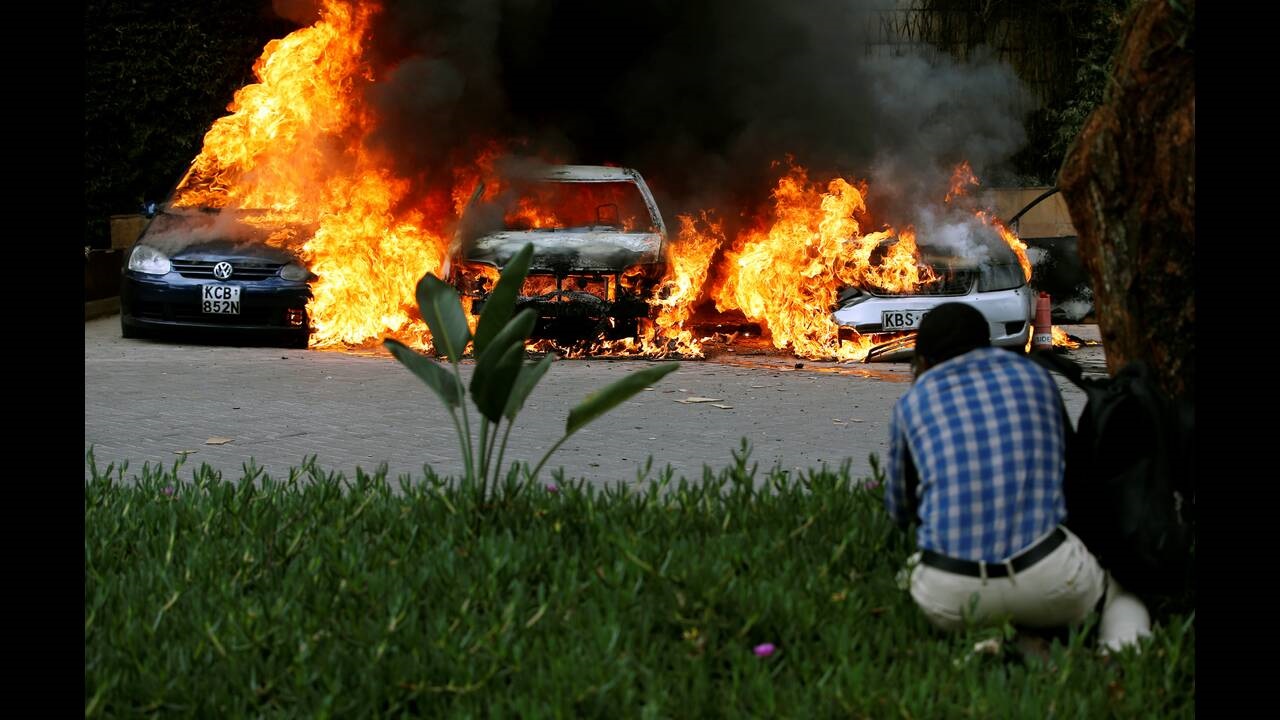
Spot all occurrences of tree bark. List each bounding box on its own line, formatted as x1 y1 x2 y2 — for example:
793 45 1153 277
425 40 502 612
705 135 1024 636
1058 0 1194 397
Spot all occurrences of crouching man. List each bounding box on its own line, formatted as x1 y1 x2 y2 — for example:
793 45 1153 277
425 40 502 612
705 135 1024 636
885 303 1149 652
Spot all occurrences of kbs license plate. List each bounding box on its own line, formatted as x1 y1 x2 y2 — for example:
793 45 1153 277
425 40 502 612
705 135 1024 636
202 285 241 314
881 310 924 331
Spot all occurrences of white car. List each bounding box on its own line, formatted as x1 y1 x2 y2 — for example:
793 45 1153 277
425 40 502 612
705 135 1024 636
832 234 1034 359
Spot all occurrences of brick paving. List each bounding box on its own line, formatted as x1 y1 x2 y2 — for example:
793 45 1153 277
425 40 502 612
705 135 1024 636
85 317 1099 486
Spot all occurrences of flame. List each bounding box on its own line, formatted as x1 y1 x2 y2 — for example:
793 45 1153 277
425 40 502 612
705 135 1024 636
168 4 1042 362
505 198 558 230
169 0 466 350
502 183 644 231
945 161 979 204
643 212 723 355
173 0 377 213
451 142 505 217
710 163 930 361
944 160 1031 284
1052 326 1081 349
522 213 721 359
978 211 1033 282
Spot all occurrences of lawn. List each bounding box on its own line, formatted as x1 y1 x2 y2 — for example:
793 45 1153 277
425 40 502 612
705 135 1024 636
85 445 1194 717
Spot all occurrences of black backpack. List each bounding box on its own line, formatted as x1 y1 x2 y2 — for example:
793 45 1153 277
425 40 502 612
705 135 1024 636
1031 351 1195 600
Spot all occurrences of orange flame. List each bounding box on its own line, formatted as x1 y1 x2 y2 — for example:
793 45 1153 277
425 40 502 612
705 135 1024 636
451 142 506 217
1052 326 1081 349
173 0 377 213
170 0 464 350
527 213 721 359
711 163 930 361
502 183 644 231
945 161 979 204
945 160 1031 285
977 210 1032 282
169 4 1041 362
643 212 723 355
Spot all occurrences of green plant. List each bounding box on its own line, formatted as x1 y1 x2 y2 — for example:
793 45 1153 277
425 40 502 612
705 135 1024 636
384 243 678 498
84 448 1195 717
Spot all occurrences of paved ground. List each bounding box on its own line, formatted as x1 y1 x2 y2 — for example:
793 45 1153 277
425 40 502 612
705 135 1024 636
85 317 1104 486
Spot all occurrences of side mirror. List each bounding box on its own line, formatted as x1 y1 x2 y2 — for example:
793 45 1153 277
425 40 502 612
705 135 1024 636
142 202 158 219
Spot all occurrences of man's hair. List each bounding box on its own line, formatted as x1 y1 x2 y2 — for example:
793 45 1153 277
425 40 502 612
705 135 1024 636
915 303 991 365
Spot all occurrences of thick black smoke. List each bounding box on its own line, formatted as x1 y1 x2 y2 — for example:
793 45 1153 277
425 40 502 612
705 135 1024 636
281 0 1031 230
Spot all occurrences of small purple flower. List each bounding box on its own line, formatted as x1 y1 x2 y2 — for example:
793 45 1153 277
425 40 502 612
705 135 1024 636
864 481 881 491
545 483 559 493
753 643 777 657
162 486 176 497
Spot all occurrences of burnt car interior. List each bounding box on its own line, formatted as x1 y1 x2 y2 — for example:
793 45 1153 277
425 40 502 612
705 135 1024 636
464 179 657 235
451 172 667 342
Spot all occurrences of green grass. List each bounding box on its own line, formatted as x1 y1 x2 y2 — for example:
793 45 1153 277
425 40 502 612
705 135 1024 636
85 445 1194 718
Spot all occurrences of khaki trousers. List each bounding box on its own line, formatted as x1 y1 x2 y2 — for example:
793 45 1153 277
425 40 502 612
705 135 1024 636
907 526 1151 651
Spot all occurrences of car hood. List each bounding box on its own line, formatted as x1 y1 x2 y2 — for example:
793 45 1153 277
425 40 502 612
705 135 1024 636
465 230 663 272
168 239 299 265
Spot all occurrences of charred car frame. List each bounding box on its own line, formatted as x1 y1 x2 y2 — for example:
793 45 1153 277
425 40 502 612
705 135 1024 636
446 164 667 341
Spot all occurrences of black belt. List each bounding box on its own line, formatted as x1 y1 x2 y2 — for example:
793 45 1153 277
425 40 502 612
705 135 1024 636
920 527 1067 578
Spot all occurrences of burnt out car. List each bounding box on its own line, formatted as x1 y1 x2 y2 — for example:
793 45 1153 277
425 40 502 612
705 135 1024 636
446 164 667 341
831 228 1034 357
120 208 315 348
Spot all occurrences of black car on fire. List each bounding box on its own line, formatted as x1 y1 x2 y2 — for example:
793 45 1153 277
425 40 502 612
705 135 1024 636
119 208 315 348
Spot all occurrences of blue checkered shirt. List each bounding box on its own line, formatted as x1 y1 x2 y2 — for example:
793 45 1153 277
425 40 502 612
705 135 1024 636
885 347 1066 562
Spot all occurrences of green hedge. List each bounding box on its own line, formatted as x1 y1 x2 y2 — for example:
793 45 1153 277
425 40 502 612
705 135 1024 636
85 447 1194 717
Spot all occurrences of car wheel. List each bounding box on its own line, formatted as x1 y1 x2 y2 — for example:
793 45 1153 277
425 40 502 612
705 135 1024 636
285 332 311 350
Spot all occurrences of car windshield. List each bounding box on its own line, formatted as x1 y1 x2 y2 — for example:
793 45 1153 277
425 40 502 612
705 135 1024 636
142 207 313 257
471 180 657 234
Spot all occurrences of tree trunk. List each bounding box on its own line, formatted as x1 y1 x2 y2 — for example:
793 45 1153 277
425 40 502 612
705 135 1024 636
1057 0 1194 397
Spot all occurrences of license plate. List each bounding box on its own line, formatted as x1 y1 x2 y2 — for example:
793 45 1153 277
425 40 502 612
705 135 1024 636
881 310 924 331
202 285 241 315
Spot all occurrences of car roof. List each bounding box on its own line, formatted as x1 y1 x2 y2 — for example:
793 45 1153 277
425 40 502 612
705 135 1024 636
521 165 639 182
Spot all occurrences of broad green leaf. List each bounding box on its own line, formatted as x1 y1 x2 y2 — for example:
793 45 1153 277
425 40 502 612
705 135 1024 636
504 353 556 421
416 274 471 363
470 309 537 422
566 363 678 437
471 342 526 423
383 338 463 408
475 309 538 369
473 244 534 356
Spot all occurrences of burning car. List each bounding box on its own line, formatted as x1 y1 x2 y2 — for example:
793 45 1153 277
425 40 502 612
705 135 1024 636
119 208 315 348
446 164 667 341
832 229 1034 356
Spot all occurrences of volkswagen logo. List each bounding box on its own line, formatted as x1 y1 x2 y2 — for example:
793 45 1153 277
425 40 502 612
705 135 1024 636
212 261 234 280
